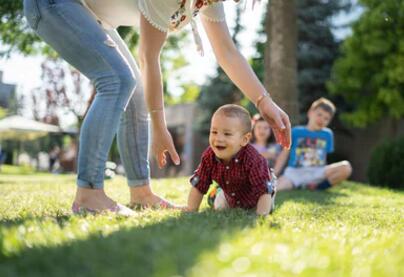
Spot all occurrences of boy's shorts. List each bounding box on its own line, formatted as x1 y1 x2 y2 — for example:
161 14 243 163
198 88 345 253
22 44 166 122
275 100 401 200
283 166 326 188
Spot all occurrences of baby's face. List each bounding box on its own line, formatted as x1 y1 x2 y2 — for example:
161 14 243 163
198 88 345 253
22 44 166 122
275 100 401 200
307 107 332 130
209 113 250 163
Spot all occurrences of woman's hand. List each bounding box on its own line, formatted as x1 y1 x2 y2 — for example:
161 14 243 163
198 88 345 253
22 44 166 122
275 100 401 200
152 126 180 168
259 97 291 149
201 19 291 149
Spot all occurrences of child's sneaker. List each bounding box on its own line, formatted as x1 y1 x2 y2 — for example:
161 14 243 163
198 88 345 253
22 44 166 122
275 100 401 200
270 188 276 214
268 170 277 214
207 184 220 208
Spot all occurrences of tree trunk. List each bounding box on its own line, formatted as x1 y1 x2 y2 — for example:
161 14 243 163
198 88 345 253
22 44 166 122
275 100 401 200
264 0 299 123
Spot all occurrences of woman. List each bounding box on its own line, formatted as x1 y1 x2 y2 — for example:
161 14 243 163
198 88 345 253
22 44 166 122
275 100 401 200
23 0 290 215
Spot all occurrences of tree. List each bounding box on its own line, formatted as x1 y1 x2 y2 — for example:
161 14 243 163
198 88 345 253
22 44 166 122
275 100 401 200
328 0 404 127
0 1 50 57
297 0 351 118
265 0 299 123
252 0 351 123
28 58 91 127
0 6 193 124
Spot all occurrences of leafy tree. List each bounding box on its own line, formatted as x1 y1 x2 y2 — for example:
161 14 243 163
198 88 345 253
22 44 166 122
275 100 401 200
297 0 351 118
328 0 404 127
0 4 136 57
0 1 50 57
28 58 91 126
1 5 193 122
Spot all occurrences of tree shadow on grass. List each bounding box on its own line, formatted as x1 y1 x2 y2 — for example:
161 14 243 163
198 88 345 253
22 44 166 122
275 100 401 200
0 213 72 229
0 209 261 276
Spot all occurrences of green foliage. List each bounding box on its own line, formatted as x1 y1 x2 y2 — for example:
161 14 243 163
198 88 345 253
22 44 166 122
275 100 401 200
196 67 243 135
297 0 351 117
196 5 245 136
250 16 265 83
367 136 404 189
0 107 7 119
118 26 139 53
119 27 194 105
166 82 200 105
0 164 37 175
328 0 404 127
0 1 50 56
0 174 403 276
251 1 351 122
0 5 138 57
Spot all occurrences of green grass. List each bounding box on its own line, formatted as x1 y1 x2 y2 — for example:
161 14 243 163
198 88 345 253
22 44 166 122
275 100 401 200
0 165 39 175
0 171 403 277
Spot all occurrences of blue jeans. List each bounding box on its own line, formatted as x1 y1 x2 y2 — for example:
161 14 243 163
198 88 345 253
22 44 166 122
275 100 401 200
24 0 150 188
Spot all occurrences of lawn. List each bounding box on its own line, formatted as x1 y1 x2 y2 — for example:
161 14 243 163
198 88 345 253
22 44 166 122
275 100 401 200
0 167 403 276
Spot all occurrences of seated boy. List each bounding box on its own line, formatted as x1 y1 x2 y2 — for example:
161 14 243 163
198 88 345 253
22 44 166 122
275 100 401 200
186 104 276 216
274 98 352 191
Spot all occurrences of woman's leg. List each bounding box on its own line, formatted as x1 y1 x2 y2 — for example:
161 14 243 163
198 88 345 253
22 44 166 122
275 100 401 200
24 0 135 210
106 30 176 207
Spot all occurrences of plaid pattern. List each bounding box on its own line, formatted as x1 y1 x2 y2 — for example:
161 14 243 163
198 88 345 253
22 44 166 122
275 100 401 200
190 144 272 209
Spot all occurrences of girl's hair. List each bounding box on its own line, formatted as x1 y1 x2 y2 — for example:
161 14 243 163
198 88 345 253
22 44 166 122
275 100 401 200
251 114 275 145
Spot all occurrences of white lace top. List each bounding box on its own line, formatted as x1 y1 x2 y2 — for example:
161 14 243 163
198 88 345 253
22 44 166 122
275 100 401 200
82 0 226 54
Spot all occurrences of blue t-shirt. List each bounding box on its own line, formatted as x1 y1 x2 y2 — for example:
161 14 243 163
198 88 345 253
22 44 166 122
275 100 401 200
288 126 334 168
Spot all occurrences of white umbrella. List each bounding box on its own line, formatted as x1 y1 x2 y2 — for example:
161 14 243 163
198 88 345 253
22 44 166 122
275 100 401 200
0 115 61 141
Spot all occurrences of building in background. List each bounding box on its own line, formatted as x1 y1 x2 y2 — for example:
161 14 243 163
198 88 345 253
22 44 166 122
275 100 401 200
0 71 17 112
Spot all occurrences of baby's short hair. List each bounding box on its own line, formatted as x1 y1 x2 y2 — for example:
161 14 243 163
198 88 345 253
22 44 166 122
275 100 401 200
214 104 252 133
310 97 336 117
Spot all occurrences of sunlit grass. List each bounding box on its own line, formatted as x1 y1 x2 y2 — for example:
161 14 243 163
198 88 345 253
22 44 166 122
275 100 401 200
0 170 403 276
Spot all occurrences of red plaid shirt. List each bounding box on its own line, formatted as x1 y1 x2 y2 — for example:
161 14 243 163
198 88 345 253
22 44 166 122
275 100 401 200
190 144 272 209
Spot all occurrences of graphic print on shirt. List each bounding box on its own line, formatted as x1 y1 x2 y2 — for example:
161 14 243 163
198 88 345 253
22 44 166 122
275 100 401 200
295 137 328 167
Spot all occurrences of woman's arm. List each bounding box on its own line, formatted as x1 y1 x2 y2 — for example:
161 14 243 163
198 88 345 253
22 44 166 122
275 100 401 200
201 18 291 149
139 15 180 167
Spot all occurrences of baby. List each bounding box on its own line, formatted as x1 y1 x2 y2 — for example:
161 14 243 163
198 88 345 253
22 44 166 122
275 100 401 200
186 104 276 216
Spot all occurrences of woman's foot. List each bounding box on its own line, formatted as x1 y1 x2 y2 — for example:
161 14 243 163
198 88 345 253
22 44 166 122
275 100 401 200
129 185 183 210
73 187 135 216
72 202 135 216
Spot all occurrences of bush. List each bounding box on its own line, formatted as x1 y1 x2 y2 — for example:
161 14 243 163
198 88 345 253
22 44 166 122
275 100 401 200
367 136 404 189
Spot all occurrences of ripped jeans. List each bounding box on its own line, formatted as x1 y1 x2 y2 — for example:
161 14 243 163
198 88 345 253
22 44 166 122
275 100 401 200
24 0 150 188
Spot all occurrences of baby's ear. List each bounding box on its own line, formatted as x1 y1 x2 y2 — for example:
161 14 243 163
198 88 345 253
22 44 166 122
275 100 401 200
242 132 252 146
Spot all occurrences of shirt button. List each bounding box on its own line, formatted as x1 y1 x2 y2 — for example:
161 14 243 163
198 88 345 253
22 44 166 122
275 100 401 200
226 181 229 185
236 201 240 205
235 159 239 163
231 192 235 196
226 166 230 170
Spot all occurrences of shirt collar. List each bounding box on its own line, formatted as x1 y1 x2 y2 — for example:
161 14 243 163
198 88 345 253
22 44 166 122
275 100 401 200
214 146 246 165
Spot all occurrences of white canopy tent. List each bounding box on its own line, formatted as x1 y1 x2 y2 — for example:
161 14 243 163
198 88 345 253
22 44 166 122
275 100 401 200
0 115 61 141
